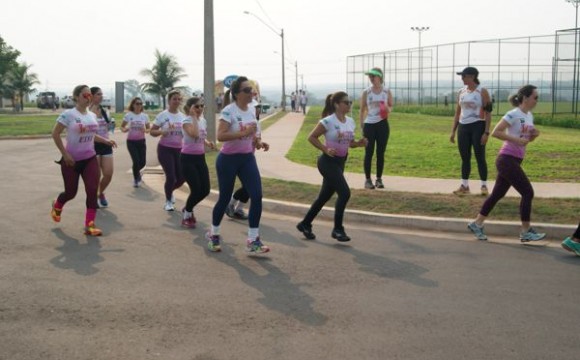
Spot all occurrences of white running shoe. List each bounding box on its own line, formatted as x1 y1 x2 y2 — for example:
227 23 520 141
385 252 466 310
164 200 175 211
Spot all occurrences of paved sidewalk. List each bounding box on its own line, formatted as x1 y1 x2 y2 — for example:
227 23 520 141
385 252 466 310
256 111 580 199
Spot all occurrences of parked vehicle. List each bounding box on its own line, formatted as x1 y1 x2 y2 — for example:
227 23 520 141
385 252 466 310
101 97 112 109
61 95 75 109
36 92 60 109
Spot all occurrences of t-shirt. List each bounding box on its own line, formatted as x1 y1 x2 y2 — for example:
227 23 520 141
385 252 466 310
95 112 109 140
153 110 185 148
56 108 99 161
123 112 149 141
320 114 356 157
181 116 207 155
364 86 390 124
458 85 486 125
219 103 260 155
498 108 535 159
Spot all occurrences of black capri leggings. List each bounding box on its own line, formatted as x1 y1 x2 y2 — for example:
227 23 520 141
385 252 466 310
363 120 389 179
180 153 210 212
127 139 146 181
457 121 487 181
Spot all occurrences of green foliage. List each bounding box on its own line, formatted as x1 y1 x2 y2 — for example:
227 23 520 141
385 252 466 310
140 49 188 109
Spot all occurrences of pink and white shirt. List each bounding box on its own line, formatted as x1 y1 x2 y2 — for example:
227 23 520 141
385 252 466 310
219 103 260 155
153 110 185 149
320 114 356 157
181 116 207 155
56 108 99 161
123 112 149 141
499 108 535 159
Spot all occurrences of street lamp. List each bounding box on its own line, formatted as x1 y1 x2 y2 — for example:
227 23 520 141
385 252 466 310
565 0 580 116
244 10 286 110
411 26 429 106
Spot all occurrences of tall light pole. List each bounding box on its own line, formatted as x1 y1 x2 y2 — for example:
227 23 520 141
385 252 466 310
244 10 286 110
204 0 216 142
565 0 580 117
275 51 298 96
411 26 429 106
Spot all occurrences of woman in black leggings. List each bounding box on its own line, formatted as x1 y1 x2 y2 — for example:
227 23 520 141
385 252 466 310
296 91 367 242
450 67 492 196
121 97 150 187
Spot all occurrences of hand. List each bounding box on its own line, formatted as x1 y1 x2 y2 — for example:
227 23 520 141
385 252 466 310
63 152 75 167
206 141 216 150
244 123 258 136
258 141 270 151
449 132 456 144
121 127 128 133
109 139 117 148
517 137 530 146
325 147 337 157
359 137 368 147
480 133 489 145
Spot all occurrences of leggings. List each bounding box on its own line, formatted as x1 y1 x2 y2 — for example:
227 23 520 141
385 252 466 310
574 223 580 239
157 144 185 201
57 156 99 209
127 139 146 181
181 153 210 212
213 153 262 228
480 154 534 222
302 154 351 231
363 120 390 179
457 121 487 181
233 187 250 203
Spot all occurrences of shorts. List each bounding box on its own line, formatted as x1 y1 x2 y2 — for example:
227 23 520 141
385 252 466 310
95 142 113 157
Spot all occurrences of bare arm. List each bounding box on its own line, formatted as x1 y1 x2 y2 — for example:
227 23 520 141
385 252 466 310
491 119 529 146
359 90 368 128
51 122 74 166
308 123 336 156
449 91 461 143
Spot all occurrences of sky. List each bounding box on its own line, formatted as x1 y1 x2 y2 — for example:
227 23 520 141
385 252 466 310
0 0 575 99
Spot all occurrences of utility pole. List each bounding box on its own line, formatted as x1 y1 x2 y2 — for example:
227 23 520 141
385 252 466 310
204 0 216 142
411 26 430 106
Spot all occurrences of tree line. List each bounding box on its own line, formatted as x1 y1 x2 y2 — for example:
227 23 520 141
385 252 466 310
0 36 39 111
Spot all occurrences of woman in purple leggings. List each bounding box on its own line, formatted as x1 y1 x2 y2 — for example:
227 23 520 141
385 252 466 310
467 85 546 243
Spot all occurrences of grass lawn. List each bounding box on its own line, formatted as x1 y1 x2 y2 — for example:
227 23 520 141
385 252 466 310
287 106 580 182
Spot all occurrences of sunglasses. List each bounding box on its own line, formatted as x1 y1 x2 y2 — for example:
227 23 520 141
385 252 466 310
82 93 92 99
533 96 539 100
194 104 205 109
134 102 143 105
240 87 253 94
341 100 352 106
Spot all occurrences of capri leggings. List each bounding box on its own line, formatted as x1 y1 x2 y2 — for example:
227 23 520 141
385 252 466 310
157 144 185 201
127 139 147 181
57 156 99 209
363 120 389 179
457 121 487 181
302 154 351 231
213 153 262 228
480 154 534 222
180 153 210 212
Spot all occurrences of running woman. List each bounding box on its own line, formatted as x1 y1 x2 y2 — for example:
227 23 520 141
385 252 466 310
467 85 546 242
450 67 492 196
180 97 215 228
89 86 114 207
561 222 580 256
205 76 270 254
359 67 393 189
296 92 367 242
121 97 150 187
50 85 117 236
150 90 186 211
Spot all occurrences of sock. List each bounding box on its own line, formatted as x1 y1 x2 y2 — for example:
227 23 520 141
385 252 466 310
228 197 238 207
211 225 220 236
248 228 259 241
461 179 469 187
481 181 488 187
54 199 64 210
235 202 245 212
85 208 97 226
183 210 192 219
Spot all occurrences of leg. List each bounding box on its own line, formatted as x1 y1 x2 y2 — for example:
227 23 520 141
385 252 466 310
126 140 141 181
375 120 389 179
363 123 377 180
79 157 100 231
181 154 199 212
301 155 337 226
471 121 488 182
330 159 351 231
172 148 185 191
212 153 238 227
137 139 147 175
56 162 81 206
478 156 513 220
157 145 177 201
457 123 473 182
98 155 114 196
238 154 263 229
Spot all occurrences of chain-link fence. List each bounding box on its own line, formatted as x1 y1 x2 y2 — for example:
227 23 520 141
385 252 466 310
347 29 580 116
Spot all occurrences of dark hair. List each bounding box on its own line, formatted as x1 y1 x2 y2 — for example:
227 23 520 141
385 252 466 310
223 89 232 107
167 89 181 102
72 84 89 101
321 91 348 118
90 86 101 95
128 97 143 112
89 86 110 123
509 85 537 107
230 76 249 101
183 96 201 114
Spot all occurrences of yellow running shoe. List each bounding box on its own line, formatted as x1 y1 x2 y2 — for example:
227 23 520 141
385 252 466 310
51 201 62 223
84 221 102 236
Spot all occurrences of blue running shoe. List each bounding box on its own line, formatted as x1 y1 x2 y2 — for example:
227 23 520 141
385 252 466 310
246 237 270 254
520 228 546 242
467 222 487 241
561 237 580 256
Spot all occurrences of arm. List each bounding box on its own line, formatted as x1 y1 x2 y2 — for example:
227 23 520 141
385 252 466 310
149 124 164 137
386 89 394 113
450 91 461 143
51 122 74 166
182 119 200 138
491 119 529 146
94 135 117 148
120 120 129 133
216 119 256 142
308 123 336 157
359 90 368 128
480 88 492 145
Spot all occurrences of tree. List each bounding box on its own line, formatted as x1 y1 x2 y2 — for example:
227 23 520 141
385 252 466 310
7 62 39 111
0 36 21 106
140 49 187 109
124 79 142 103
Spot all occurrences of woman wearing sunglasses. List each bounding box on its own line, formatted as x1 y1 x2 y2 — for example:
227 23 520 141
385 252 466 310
467 85 546 242
50 85 117 236
150 90 186 211
296 92 367 242
121 97 150 187
206 76 270 254
180 97 215 228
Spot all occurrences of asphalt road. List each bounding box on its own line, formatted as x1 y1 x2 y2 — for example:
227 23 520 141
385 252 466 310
0 134 579 360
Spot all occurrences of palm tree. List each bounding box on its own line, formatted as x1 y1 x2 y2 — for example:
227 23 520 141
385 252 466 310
140 49 187 109
7 62 39 111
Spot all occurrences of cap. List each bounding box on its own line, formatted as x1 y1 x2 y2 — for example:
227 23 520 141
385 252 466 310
456 67 479 76
365 69 383 79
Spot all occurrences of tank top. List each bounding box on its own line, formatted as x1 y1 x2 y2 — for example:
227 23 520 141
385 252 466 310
458 85 486 125
364 86 390 124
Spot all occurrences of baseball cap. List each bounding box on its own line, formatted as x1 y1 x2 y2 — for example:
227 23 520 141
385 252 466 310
365 69 383 79
456 67 479 76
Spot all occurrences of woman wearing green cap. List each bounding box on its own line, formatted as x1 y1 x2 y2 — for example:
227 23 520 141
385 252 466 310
359 67 393 189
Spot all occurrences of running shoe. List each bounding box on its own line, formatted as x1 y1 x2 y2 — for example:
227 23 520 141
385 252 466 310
51 200 62 223
133 179 140 188
375 178 385 189
331 228 351 242
225 203 236 218
181 217 196 229
246 237 270 254
205 231 222 252
233 209 248 220
296 222 316 240
481 185 489 196
164 200 175 211
453 185 470 195
364 179 375 189
467 222 488 241
84 221 102 236
520 228 546 242
561 237 580 256
98 194 109 208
